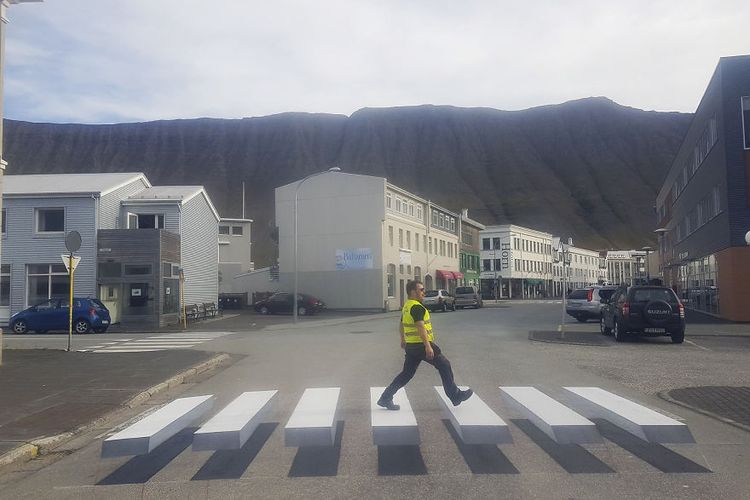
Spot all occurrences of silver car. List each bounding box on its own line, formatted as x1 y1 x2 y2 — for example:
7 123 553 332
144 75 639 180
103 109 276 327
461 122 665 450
422 289 456 312
454 286 483 309
566 286 617 322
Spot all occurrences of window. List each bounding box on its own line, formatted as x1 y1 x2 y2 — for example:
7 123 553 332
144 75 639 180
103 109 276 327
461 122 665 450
439 213 445 228
448 242 452 258
36 208 64 233
27 264 68 306
450 218 456 232
462 232 473 245
417 207 422 221
399 228 403 248
402 200 408 214
742 97 750 149
409 203 414 216
423 235 427 251
0 264 9 307
231 226 243 236
98 262 122 278
219 225 230 235
494 258 501 270
482 238 490 250
386 193 392 209
407 265 412 275
432 210 438 226
415 233 420 252
492 237 501 250
406 230 411 249
414 266 421 281
124 265 152 276
399 264 404 274
395 198 401 212
388 226 393 246
1 209 5 234
130 213 164 229
483 259 491 271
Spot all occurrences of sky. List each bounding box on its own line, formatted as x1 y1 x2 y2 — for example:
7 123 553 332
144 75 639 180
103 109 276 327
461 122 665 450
4 0 750 124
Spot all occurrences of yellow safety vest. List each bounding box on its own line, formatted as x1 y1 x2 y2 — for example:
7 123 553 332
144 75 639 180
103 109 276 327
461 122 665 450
402 299 434 344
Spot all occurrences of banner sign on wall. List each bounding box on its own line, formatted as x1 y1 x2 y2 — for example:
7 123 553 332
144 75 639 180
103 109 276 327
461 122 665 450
336 248 374 270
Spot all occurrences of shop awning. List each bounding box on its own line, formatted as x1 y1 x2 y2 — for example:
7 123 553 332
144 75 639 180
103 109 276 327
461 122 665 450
453 272 464 279
436 270 455 279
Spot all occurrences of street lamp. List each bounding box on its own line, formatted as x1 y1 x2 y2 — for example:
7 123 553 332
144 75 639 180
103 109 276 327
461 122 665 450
555 239 570 335
293 167 341 323
641 246 653 284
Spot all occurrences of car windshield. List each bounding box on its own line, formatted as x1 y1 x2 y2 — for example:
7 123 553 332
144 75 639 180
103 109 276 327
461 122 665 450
632 288 678 304
424 290 439 297
568 289 589 299
455 287 473 294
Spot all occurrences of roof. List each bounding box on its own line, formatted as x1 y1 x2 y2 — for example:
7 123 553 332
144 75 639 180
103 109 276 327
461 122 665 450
3 172 150 197
125 186 220 221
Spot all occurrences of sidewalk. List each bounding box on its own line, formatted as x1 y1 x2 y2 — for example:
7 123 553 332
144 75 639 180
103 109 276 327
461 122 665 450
0 349 230 468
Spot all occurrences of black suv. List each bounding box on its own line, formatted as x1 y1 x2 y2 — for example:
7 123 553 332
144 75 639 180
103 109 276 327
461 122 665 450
600 286 685 343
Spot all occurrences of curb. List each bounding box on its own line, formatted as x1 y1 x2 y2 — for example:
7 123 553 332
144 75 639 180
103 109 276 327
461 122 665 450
657 389 750 434
0 352 231 469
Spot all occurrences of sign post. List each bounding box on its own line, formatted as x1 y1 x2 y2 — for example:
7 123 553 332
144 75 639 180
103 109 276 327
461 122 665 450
63 231 82 352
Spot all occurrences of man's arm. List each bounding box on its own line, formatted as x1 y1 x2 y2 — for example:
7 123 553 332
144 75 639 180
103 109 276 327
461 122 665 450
415 320 434 360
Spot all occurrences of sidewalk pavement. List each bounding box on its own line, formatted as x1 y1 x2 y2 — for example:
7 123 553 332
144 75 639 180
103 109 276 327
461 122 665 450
0 349 231 468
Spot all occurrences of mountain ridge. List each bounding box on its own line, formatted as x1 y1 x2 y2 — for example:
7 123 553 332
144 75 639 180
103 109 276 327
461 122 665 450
3 98 692 266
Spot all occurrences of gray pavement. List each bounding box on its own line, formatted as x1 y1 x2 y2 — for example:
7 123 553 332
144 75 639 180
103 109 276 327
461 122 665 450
0 302 749 499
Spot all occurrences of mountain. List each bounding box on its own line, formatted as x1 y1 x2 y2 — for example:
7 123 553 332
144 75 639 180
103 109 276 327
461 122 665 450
3 98 692 266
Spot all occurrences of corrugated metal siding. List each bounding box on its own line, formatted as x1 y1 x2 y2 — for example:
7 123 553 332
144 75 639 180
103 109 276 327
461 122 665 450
1 196 97 315
181 195 218 305
119 203 181 232
99 179 149 229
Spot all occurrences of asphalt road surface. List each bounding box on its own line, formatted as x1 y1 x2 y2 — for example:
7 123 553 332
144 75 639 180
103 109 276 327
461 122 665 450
1 302 749 499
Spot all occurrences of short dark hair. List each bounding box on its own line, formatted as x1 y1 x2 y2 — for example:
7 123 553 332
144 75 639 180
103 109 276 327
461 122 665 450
406 280 423 295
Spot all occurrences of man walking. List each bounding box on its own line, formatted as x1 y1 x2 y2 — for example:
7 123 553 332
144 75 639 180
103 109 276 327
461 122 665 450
377 280 473 410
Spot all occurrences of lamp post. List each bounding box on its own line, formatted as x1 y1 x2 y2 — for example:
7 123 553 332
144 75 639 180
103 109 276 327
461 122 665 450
0 0 43 367
293 167 341 324
642 246 653 284
556 239 570 336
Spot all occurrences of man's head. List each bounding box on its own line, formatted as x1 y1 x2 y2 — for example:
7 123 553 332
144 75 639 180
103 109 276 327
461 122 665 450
406 280 426 302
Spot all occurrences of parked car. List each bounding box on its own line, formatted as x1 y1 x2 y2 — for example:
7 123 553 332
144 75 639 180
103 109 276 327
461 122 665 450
9 297 111 334
566 286 617 322
253 292 326 316
600 286 685 343
422 289 456 312
454 286 483 309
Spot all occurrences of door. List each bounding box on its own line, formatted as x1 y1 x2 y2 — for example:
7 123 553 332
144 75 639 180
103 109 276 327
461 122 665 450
268 293 292 313
100 285 121 324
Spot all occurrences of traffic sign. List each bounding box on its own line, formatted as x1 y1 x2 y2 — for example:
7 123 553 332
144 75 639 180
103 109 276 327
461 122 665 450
65 231 82 253
61 254 81 272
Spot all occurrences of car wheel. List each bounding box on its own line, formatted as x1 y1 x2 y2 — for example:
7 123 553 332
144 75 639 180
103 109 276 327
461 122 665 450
600 316 612 335
74 319 91 334
259 306 269 315
671 329 685 344
12 320 28 334
613 319 626 342
298 306 308 316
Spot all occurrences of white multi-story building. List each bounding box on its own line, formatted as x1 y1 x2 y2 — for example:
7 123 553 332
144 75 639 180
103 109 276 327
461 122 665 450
566 245 607 290
275 172 459 311
606 250 648 286
479 225 554 299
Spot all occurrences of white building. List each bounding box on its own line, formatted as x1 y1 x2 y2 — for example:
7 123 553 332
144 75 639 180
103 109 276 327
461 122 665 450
218 217 254 294
606 250 648 286
479 225 554 299
566 245 607 290
275 172 460 310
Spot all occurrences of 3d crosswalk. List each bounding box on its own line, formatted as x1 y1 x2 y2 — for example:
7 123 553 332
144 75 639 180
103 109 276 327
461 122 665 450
79 332 233 353
101 385 695 461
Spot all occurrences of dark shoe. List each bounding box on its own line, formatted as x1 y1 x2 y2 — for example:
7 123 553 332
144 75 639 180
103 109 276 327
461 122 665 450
452 389 474 406
377 396 400 411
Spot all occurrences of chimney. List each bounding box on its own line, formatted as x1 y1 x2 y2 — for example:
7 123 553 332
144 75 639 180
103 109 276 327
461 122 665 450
568 237 573 246
461 208 469 219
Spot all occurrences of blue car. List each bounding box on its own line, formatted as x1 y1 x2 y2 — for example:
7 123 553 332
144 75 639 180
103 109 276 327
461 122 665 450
9 298 111 334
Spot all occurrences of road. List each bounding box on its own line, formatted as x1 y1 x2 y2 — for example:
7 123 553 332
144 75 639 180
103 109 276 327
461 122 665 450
1 302 749 499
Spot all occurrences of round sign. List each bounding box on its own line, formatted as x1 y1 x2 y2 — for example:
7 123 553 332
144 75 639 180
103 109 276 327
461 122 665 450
65 230 82 252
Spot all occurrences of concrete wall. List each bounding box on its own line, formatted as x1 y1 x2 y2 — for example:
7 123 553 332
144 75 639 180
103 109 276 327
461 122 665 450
276 173 386 309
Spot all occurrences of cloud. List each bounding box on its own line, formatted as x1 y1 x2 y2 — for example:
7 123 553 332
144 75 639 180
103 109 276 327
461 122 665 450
4 0 750 123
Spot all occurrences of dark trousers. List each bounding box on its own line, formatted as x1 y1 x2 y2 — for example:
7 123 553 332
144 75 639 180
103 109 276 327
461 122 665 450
381 342 459 401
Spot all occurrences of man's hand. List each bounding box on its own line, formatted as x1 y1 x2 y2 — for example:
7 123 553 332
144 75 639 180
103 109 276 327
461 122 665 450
425 344 434 360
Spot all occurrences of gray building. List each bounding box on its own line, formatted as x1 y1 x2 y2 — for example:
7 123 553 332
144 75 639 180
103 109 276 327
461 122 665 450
1 173 219 327
655 55 750 321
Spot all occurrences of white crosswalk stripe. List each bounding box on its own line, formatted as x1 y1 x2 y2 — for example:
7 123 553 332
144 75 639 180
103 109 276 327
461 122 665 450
79 331 232 353
101 386 697 467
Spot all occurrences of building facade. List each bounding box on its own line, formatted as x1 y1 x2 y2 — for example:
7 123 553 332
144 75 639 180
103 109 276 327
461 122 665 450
479 225 554 299
2 173 219 327
458 209 484 288
655 55 750 320
218 218 254 294
275 172 459 311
